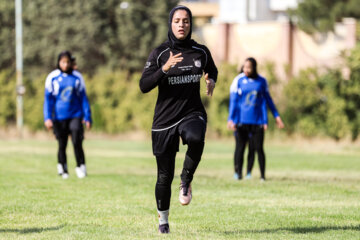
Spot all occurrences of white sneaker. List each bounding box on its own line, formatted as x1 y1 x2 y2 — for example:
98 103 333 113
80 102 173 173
80 164 87 176
58 164 69 179
75 167 86 178
179 182 192 205
57 164 64 175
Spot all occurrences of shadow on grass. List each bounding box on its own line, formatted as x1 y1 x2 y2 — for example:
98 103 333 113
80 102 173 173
283 176 358 183
224 225 360 235
0 224 65 234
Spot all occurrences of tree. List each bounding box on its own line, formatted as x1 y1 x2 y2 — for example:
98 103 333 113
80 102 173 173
289 0 360 34
342 44 360 140
0 1 15 71
0 0 178 75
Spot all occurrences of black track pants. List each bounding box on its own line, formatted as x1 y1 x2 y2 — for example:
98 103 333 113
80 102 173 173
53 118 85 170
154 115 206 211
234 124 265 179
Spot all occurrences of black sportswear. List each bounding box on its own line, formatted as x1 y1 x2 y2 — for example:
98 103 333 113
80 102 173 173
139 40 217 129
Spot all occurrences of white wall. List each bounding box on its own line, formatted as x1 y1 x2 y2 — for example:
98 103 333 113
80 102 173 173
255 0 277 21
270 0 298 11
219 0 248 23
219 0 298 23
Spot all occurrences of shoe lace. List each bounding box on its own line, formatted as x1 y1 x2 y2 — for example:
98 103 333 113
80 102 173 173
180 182 189 196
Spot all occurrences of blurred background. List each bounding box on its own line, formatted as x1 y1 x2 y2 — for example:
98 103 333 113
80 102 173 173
1 0 360 141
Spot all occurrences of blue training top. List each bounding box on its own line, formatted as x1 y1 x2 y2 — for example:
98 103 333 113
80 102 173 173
228 73 279 125
43 69 92 122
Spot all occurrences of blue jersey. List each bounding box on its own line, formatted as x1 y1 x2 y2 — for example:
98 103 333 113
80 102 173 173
228 73 279 125
43 69 92 122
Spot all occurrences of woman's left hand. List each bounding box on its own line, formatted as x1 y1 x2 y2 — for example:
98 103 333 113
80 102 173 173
85 121 91 130
275 116 284 129
204 73 215 96
83 120 91 130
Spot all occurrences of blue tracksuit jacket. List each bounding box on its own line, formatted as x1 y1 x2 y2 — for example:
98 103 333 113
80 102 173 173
43 69 92 122
228 73 279 125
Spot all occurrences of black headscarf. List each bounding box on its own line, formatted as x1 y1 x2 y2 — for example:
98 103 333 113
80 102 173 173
241 57 259 79
167 5 194 49
57 50 73 74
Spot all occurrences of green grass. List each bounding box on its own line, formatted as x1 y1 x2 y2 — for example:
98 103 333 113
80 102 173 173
0 138 359 239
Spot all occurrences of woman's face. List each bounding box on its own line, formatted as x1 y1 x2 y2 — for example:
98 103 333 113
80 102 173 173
243 60 253 77
171 9 190 40
59 56 71 72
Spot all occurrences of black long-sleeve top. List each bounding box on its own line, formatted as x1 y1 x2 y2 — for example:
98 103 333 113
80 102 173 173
139 41 218 130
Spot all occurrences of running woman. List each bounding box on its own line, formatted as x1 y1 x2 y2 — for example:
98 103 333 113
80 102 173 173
227 57 284 181
44 51 92 179
139 6 218 234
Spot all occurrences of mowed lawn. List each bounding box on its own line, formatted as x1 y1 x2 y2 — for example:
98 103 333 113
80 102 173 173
0 137 359 240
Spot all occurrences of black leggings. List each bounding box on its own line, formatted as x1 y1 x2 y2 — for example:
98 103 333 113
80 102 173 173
155 118 206 211
247 139 256 174
234 124 265 179
53 118 85 171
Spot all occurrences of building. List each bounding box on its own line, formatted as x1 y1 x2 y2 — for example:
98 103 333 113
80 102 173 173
180 0 357 80
181 0 298 24
219 0 298 23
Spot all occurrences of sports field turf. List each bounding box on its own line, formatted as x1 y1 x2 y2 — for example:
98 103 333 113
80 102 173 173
0 137 359 239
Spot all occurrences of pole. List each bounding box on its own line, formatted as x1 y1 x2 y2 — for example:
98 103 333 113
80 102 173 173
15 0 24 137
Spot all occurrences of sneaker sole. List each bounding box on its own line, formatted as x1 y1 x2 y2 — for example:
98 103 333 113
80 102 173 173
179 196 192 205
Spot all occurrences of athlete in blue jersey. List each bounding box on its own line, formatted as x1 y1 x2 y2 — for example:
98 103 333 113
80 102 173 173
227 57 284 181
44 51 92 179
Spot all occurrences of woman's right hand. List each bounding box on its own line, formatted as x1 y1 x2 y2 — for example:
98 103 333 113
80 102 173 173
44 119 53 130
162 51 183 72
227 120 236 131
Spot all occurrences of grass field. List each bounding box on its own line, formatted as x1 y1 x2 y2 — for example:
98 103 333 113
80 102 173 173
0 137 359 239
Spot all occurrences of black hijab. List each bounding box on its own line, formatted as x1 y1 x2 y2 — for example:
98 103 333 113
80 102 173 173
240 57 259 79
57 50 73 74
167 5 194 49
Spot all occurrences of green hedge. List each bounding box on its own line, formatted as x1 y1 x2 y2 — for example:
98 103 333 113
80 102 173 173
0 70 16 126
0 65 238 135
2 44 360 140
